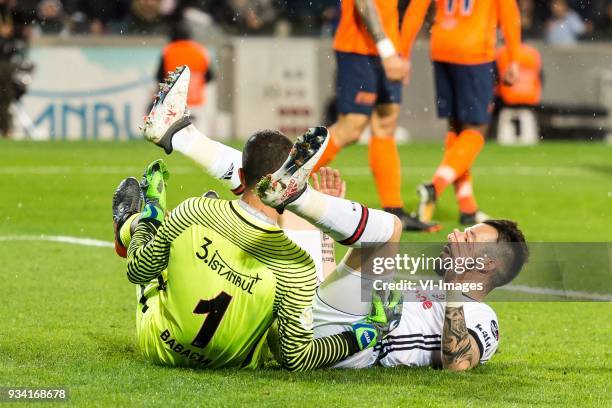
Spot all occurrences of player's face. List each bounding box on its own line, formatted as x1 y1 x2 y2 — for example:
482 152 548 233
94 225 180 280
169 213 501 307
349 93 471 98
439 223 499 263
447 223 499 244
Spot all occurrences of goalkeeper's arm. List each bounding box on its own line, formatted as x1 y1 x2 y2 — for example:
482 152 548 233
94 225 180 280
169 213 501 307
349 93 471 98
274 286 358 372
274 279 380 372
126 159 172 284
126 218 171 284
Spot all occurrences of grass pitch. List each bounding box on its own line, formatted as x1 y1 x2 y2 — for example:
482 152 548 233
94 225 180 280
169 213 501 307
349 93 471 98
1 140 610 406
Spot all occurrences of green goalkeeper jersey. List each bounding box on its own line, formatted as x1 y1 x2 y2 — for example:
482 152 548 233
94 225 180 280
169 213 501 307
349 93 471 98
127 197 356 370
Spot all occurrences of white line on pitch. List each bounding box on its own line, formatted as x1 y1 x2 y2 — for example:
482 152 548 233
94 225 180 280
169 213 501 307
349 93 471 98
496 284 612 301
1 234 609 301
0 166 197 175
0 165 602 177
406 273 612 301
0 234 114 248
339 166 605 177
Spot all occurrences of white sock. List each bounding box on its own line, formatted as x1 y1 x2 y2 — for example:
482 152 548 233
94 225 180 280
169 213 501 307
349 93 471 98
172 124 243 193
286 186 395 247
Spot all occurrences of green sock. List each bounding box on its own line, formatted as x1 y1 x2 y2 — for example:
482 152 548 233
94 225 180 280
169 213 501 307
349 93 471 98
119 213 140 248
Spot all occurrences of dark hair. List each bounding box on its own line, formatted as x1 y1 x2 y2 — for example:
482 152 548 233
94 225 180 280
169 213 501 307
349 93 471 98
241 130 292 188
170 23 191 41
483 219 529 287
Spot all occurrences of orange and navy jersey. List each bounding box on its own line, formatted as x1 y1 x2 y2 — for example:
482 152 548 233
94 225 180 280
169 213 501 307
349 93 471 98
162 39 210 106
334 0 400 56
400 0 521 65
497 44 542 106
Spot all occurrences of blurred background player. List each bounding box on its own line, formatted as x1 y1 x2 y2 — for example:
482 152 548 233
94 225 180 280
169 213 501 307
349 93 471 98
496 43 542 109
492 43 542 145
0 0 29 138
314 0 439 232
400 0 522 225
157 22 213 128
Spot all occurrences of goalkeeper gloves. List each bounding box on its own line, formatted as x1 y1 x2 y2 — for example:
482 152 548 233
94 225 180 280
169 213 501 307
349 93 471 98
139 159 170 223
351 290 404 351
351 321 379 351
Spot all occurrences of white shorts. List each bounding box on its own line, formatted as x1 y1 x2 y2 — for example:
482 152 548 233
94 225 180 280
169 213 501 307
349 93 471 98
312 262 378 368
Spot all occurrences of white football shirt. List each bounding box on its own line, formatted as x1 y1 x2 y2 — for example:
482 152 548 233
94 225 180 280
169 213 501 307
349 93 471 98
377 289 500 367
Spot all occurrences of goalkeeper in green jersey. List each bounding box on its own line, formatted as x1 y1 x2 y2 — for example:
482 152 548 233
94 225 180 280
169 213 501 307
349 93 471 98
112 67 403 371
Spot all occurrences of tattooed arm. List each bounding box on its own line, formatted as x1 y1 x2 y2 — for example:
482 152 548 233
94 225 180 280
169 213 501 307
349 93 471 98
321 233 337 280
354 0 408 82
355 0 387 43
442 303 481 371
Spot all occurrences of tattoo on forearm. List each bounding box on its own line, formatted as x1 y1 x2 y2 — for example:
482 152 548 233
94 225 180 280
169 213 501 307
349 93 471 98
321 234 335 263
355 0 386 42
442 306 474 366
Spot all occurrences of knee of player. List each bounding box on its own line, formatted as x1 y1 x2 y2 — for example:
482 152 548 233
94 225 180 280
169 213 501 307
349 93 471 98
335 116 369 145
373 117 399 136
390 214 403 242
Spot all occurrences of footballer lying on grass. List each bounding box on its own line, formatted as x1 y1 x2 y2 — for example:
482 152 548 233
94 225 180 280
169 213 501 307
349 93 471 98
112 65 529 371
114 122 403 368
278 172 530 371
114 130 406 369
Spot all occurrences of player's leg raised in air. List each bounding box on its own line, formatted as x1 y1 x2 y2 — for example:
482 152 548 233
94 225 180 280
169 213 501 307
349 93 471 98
254 126 402 250
143 65 438 233
142 66 245 195
254 129 405 366
264 165 402 368
113 71 399 370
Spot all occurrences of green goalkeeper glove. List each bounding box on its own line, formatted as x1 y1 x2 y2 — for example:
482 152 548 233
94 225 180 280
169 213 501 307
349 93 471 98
351 321 379 351
351 292 387 350
351 290 404 351
139 159 170 223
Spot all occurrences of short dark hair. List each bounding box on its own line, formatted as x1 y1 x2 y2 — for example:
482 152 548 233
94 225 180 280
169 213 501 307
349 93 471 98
242 130 292 188
483 219 529 287
170 23 191 41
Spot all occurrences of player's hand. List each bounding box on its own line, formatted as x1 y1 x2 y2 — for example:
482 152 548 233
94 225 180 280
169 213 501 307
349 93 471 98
351 292 384 350
139 159 169 222
382 55 409 82
351 290 403 350
311 167 346 198
369 290 403 331
446 228 474 278
351 321 379 350
502 62 520 86
385 289 403 323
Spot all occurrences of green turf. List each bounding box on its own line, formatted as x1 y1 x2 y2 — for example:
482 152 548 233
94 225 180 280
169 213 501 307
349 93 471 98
1 140 610 406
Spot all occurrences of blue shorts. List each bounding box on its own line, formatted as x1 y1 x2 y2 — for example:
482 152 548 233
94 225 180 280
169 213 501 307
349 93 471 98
433 61 496 124
336 51 403 115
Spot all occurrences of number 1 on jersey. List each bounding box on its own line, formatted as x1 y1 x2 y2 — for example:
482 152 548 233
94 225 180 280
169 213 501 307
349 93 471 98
191 292 232 349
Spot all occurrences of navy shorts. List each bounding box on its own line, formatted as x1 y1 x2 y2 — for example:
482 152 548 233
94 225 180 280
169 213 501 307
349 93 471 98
433 61 496 124
336 51 403 115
